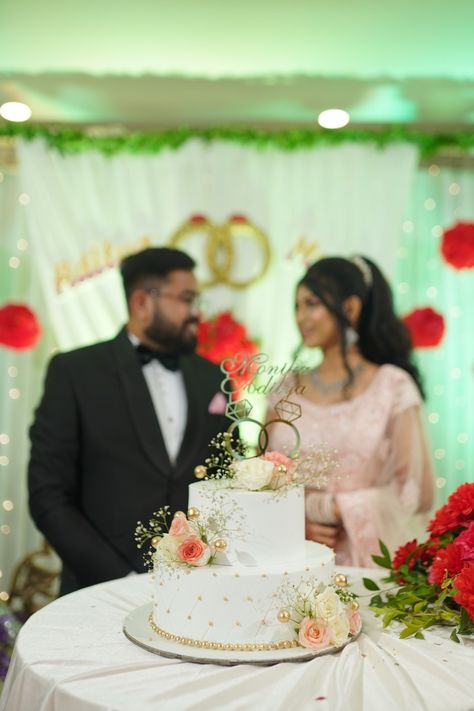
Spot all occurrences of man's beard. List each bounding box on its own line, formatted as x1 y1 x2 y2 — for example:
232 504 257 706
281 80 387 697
144 313 198 354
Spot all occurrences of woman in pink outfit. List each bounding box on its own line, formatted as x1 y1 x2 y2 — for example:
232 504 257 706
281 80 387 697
267 256 434 568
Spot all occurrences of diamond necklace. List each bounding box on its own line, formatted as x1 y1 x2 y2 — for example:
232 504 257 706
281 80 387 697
310 363 365 394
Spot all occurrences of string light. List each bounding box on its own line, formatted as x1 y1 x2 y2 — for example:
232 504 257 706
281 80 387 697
8 388 20 399
18 193 30 206
424 198 436 210
433 385 444 396
455 460 465 470
434 449 445 460
402 221 414 233
2 501 13 511
0 434 9 444
9 257 20 269
448 183 461 195
17 239 28 251
0 171 4 183
431 225 442 237
428 413 440 424
0 592 9 602
428 164 440 176
397 282 410 294
0 456 9 466
457 433 468 444
7 367 17 377
426 287 438 298
0 525 11 535
436 477 446 488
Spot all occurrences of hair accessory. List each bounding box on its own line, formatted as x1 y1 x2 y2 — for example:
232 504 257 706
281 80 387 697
350 256 373 288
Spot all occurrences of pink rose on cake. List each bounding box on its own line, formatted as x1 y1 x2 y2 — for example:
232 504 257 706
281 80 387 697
346 607 362 636
169 512 193 538
262 451 295 487
298 617 331 650
231 458 274 491
177 537 211 566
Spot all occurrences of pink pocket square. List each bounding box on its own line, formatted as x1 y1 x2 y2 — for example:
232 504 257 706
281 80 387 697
208 391 227 415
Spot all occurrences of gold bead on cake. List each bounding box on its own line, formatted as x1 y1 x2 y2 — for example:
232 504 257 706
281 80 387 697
151 536 161 548
277 609 291 623
187 507 200 520
194 465 207 479
214 538 227 552
173 510 186 519
334 573 348 587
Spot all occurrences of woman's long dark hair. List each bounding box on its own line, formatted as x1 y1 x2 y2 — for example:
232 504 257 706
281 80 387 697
299 256 424 397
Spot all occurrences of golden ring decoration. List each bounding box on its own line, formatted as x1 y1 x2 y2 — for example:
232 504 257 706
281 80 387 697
168 215 271 289
225 418 300 460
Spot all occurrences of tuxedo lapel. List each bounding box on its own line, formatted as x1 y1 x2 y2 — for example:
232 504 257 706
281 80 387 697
111 329 172 477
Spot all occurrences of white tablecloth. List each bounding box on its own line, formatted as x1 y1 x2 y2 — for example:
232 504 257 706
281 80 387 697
1 569 474 711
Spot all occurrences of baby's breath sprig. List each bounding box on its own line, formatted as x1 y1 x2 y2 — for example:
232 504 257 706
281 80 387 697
203 432 247 480
134 506 170 555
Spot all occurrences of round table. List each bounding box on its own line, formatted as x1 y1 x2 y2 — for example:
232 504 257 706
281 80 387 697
1 569 474 711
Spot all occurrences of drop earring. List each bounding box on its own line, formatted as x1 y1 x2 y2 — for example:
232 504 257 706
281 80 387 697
345 326 359 345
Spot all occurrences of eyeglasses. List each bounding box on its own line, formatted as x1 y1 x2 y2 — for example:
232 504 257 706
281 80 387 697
145 288 202 310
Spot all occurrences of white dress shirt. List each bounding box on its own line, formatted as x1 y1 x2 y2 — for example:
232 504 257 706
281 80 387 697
128 334 187 464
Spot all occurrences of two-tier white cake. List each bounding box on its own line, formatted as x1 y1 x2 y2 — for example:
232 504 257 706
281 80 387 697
151 481 336 651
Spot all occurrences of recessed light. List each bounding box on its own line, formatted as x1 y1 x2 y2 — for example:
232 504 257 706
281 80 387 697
0 102 32 122
317 109 350 129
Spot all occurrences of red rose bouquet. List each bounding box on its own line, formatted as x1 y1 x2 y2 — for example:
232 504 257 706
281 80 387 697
365 483 474 641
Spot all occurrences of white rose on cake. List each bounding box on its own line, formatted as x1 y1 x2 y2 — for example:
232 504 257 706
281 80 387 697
231 457 275 491
311 587 344 622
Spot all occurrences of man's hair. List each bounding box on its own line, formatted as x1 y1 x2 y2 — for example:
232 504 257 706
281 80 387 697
120 247 195 301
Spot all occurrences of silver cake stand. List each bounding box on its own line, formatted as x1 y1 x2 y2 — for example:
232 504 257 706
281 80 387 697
123 603 361 666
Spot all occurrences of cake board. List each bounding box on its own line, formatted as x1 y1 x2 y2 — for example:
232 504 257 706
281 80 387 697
123 602 361 666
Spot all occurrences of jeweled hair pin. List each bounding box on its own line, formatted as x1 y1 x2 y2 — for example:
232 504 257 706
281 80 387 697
350 255 373 288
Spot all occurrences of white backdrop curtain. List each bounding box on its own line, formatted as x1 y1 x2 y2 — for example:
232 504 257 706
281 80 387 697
0 138 417 590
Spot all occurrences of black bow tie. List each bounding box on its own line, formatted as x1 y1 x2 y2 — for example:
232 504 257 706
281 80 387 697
135 344 181 371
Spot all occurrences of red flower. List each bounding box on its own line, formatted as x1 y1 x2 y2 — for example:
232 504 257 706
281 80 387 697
197 311 259 398
441 222 474 270
453 563 474 621
428 543 465 585
455 522 474 562
428 483 474 537
0 303 42 350
402 307 445 348
393 539 419 571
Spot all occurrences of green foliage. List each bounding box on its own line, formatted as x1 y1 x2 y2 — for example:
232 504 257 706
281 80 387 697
365 541 474 641
3 123 474 159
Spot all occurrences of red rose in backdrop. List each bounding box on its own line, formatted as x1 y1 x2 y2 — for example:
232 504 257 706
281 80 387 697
441 222 474 269
0 303 41 350
402 307 445 348
428 482 474 536
197 311 259 398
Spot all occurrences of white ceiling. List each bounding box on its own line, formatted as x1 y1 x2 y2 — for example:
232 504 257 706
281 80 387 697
1 0 474 127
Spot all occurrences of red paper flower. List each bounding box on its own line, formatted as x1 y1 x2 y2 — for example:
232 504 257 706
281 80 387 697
428 543 465 585
453 563 474 621
428 483 474 537
197 311 259 398
441 222 474 270
0 303 41 350
402 307 445 348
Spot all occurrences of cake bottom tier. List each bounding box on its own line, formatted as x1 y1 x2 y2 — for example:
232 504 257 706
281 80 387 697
152 541 335 649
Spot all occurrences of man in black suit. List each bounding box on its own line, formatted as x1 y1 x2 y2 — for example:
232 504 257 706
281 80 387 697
28 247 230 594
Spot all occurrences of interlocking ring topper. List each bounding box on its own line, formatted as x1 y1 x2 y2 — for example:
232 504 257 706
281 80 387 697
168 214 270 289
219 351 303 460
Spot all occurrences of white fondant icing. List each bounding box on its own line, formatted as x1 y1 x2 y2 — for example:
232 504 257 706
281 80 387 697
188 481 306 566
153 541 334 645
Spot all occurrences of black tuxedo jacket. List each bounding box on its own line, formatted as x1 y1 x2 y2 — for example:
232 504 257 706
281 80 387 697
28 328 230 592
